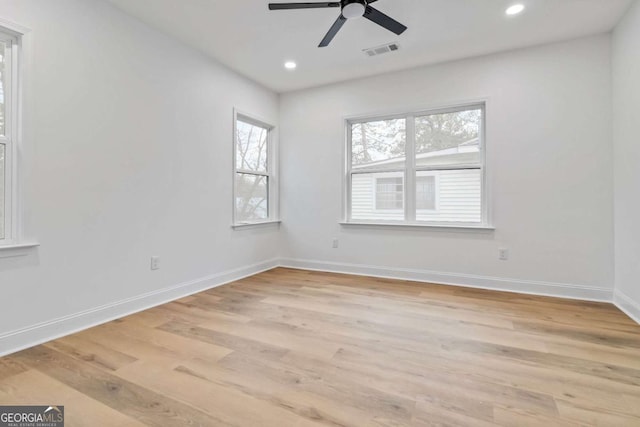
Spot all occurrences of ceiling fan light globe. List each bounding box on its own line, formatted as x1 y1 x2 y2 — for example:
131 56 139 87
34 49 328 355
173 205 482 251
343 2 365 19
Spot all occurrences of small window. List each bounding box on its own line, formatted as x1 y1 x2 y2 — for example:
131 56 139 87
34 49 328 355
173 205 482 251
346 104 486 226
233 112 277 225
376 177 403 210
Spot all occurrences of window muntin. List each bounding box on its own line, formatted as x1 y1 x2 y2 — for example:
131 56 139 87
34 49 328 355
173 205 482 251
233 113 276 225
346 104 485 225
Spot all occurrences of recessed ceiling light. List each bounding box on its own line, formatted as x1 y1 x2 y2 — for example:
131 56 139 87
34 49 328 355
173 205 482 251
506 4 525 16
284 61 297 70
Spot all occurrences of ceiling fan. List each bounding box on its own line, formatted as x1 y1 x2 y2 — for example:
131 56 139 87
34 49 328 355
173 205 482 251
268 0 407 47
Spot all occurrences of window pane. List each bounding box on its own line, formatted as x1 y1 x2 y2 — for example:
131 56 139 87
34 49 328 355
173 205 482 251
415 109 482 167
236 119 268 172
351 172 404 221
235 173 268 222
0 144 4 239
416 175 436 210
416 169 481 223
352 118 406 169
0 41 6 136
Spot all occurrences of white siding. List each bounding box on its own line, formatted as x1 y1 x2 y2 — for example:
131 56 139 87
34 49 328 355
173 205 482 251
352 169 481 222
352 172 404 221
417 169 481 223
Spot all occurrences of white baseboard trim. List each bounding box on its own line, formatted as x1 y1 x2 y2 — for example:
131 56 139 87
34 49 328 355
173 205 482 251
279 258 614 303
0 258 280 358
614 290 640 325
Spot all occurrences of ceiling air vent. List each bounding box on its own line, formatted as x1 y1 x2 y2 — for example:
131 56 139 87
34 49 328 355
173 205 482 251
363 43 399 57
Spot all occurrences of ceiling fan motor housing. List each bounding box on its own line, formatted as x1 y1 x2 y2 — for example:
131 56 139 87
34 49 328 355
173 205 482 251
342 0 366 19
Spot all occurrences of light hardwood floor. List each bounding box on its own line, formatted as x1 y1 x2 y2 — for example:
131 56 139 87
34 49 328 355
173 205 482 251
1 268 640 426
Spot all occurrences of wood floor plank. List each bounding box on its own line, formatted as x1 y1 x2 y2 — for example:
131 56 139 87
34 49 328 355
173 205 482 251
157 320 290 360
77 320 234 365
216 350 416 422
47 334 138 372
0 370 148 427
177 356 384 427
1 267 639 426
556 398 640 426
0 355 29 381
512 319 640 348
302 285 517 329
332 346 560 417
11 346 227 426
157 300 253 324
115 359 324 427
441 338 640 387
193 316 343 359
241 294 548 353
411 398 500 427
434 340 640 414
492 406 582 427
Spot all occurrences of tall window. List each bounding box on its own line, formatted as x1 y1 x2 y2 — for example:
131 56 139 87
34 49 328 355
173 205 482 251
0 29 17 244
233 112 277 225
346 104 486 226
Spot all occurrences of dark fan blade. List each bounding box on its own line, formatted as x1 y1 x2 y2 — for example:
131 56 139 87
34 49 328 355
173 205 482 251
363 6 407 35
269 2 340 10
319 14 347 47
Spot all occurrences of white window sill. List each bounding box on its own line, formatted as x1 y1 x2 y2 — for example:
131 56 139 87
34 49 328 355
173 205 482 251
0 242 40 258
339 222 495 232
232 220 281 229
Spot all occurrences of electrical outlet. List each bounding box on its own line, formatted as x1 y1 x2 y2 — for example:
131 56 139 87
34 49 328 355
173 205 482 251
499 248 509 261
150 256 160 270
332 238 339 249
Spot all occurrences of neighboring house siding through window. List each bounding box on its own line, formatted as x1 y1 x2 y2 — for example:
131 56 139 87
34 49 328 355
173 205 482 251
375 177 403 210
416 175 436 210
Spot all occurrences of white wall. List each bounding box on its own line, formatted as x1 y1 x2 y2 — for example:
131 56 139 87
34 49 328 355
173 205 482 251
613 0 640 320
0 0 631 355
0 0 280 353
280 35 614 298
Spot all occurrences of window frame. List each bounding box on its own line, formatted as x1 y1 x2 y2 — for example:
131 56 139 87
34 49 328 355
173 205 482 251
0 29 18 246
232 109 279 227
344 102 490 228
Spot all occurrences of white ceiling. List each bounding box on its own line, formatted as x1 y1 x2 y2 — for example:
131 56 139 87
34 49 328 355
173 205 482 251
107 0 633 93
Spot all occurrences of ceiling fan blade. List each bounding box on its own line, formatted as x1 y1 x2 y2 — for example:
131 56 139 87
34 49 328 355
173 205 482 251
363 6 407 35
319 15 347 47
269 2 340 10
